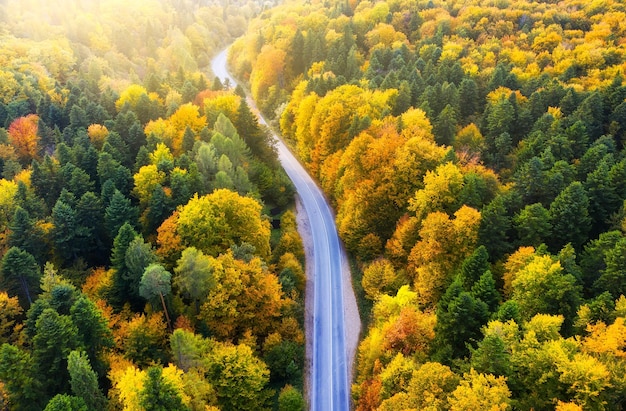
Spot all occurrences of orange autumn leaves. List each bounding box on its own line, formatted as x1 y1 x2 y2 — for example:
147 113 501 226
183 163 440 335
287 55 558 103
7 114 39 164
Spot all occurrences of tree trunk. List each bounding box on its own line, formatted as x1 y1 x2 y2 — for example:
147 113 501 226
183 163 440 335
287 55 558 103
159 292 172 331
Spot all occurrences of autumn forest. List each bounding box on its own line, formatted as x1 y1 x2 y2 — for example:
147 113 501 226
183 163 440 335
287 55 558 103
1 0 626 410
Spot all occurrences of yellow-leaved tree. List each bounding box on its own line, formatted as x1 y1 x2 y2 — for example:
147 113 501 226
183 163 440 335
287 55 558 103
173 189 271 259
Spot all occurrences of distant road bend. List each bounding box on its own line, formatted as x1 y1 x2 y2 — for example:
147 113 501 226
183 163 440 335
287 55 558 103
211 49 352 410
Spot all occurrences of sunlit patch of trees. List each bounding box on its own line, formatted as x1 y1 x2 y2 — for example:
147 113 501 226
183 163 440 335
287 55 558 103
233 0 626 409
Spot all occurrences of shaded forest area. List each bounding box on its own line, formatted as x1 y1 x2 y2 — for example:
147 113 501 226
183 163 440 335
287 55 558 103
0 1 309 410
231 0 626 409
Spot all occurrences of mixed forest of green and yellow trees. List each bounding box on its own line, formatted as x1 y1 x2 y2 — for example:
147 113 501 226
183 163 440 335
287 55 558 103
3 0 626 410
0 1 310 410
229 0 626 409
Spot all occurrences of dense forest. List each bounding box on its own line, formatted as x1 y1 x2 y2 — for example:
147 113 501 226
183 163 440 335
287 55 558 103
0 1 310 410
230 0 626 410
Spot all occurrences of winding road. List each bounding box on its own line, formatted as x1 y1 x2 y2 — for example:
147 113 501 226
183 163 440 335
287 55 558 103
211 49 356 410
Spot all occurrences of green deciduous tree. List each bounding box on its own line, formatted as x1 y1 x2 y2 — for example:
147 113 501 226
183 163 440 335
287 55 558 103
139 264 173 330
174 247 215 314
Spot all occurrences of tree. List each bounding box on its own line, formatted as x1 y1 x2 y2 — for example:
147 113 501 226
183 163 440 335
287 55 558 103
104 190 138 240
0 247 40 307
511 255 581 335
207 342 272 411
409 206 481 306
69 296 113 376
51 199 87 264
124 236 158 308
0 292 23 344
0 343 44 411
595 236 626 298
32 308 81 396
109 223 139 309
139 264 173 331
549 182 591 251
140 366 188 411
8 114 40 165
174 247 215 314
514 203 552 247
176 190 271 259
199 252 283 342
67 350 107 410
448 369 511 411
459 246 490 289
278 385 305 411
361 258 405 300
8 206 45 263
236 98 275 164
434 104 458 146
43 394 87 411
435 279 490 360
378 362 459 411
408 162 465 220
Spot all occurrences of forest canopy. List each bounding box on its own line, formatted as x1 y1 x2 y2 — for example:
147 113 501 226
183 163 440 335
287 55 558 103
0 1 311 410
231 0 626 409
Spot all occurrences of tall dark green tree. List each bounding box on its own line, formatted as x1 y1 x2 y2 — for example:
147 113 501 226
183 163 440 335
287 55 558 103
32 308 81 396
0 247 40 307
109 223 139 309
478 195 513 260
70 296 113 377
75 191 105 264
435 276 490 361
470 270 501 313
235 99 275 164
51 200 87 264
434 104 458 146
548 181 591 251
459 246 490 289
104 190 138 240
0 343 44 411
513 203 552 247
67 350 107 411
594 236 626 299
8 206 46 264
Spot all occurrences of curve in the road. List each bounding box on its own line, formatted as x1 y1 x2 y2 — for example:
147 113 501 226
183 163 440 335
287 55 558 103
211 49 352 411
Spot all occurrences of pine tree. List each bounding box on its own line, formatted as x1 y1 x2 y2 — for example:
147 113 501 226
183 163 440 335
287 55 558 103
67 350 107 410
104 190 138 240
109 223 139 309
549 181 591 251
70 297 113 376
459 246 490 289
32 308 81 396
0 343 45 411
0 247 40 307
471 270 501 313
8 207 45 263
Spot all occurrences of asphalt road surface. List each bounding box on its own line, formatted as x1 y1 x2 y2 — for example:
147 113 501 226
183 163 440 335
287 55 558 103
211 49 351 411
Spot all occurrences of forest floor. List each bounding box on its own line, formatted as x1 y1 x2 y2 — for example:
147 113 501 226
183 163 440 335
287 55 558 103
296 196 362 399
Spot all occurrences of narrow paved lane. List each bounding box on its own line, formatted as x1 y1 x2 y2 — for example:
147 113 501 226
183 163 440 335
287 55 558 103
211 49 353 410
